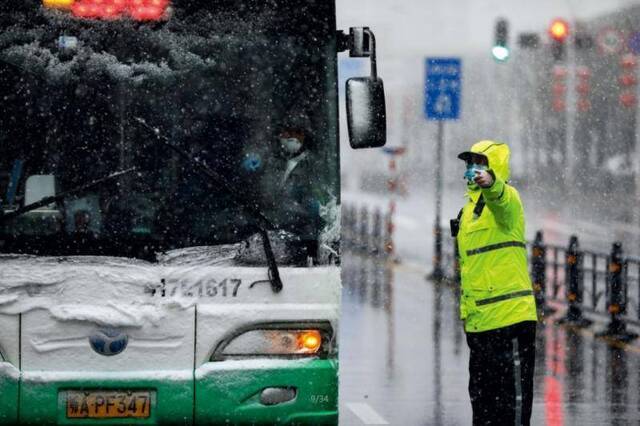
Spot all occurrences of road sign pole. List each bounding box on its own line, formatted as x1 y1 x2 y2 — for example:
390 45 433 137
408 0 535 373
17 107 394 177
424 57 461 282
431 120 445 281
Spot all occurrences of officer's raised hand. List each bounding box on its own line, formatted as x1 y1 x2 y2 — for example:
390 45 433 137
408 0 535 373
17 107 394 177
473 169 494 188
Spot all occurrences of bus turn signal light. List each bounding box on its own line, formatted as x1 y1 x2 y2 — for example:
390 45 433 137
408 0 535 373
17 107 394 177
298 330 322 353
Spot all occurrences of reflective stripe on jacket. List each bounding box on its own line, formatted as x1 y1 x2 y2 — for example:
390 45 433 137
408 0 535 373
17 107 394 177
456 141 538 333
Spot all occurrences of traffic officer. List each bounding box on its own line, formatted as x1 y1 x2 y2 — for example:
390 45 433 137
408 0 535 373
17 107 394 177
452 140 538 425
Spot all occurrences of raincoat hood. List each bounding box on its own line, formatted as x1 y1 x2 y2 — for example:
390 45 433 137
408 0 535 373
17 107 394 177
459 140 510 198
459 140 510 181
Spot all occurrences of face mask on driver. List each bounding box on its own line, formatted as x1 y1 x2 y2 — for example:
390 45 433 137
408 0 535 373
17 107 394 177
280 137 303 155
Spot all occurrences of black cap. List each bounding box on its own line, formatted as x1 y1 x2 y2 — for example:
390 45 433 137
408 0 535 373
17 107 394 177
457 151 488 164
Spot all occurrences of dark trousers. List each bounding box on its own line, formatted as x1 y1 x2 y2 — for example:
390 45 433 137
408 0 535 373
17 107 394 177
466 321 536 426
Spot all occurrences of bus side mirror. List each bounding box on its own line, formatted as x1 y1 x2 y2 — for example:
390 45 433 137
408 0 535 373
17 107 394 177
346 77 386 148
344 27 387 149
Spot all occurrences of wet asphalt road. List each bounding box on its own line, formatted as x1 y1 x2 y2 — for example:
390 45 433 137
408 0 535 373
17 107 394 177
338 255 640 426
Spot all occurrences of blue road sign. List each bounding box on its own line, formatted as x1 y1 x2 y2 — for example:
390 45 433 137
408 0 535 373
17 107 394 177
425 57 462 120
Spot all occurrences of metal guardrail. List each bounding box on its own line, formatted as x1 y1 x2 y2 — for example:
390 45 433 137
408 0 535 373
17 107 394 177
342 203 640 342
442 231 640 342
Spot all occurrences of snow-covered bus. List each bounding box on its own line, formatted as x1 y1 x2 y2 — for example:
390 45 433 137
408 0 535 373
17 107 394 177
0 0 385 424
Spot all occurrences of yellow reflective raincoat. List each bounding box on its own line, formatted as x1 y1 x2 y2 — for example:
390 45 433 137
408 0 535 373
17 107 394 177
456 141 538 333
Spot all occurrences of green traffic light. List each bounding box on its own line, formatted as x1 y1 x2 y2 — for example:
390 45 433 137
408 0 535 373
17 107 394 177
492 45 510 62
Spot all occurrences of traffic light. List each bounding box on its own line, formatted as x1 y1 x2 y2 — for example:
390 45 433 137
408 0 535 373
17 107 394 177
492 18 509 62
549 18 569 61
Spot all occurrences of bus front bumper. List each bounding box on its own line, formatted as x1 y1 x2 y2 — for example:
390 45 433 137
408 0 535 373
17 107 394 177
6 358 338 425
195 358 338 425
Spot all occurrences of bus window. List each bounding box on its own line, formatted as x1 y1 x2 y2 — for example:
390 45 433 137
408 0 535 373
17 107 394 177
0 0 340 264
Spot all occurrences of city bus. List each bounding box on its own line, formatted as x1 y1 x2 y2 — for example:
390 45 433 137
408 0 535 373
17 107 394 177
0 0 385 424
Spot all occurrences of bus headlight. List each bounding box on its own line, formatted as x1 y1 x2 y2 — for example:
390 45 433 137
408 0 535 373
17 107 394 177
211 323 333 361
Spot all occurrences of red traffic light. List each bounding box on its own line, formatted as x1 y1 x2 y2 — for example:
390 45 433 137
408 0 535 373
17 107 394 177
549 19 569 41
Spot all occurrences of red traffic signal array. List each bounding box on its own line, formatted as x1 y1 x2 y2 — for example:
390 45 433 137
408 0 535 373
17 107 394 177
576 66 591 112
550 65 592 113
619 54 637 108
551 65 567 112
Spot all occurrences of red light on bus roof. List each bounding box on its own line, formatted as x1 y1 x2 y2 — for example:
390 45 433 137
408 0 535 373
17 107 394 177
129 5 163 21
102 5 123 19
149 0 169 7
65 0 168 21
72 2 98 18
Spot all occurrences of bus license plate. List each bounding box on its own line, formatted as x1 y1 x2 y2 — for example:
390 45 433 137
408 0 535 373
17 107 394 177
66 390 152 418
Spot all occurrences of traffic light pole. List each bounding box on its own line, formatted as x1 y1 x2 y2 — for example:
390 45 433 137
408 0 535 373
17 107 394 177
430 120 445 281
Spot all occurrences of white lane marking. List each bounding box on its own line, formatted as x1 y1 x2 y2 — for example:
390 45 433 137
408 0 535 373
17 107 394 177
345 402 389 425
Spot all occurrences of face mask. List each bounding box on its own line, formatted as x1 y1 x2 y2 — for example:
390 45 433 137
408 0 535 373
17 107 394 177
280 137 302 155
464 163 487 186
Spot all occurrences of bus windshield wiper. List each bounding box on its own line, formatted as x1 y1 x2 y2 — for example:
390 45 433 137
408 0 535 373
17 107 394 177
0 168 136 224
133 117 283 293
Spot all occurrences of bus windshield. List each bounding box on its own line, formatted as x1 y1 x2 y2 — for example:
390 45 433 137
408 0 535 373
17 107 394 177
0 0 339 264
